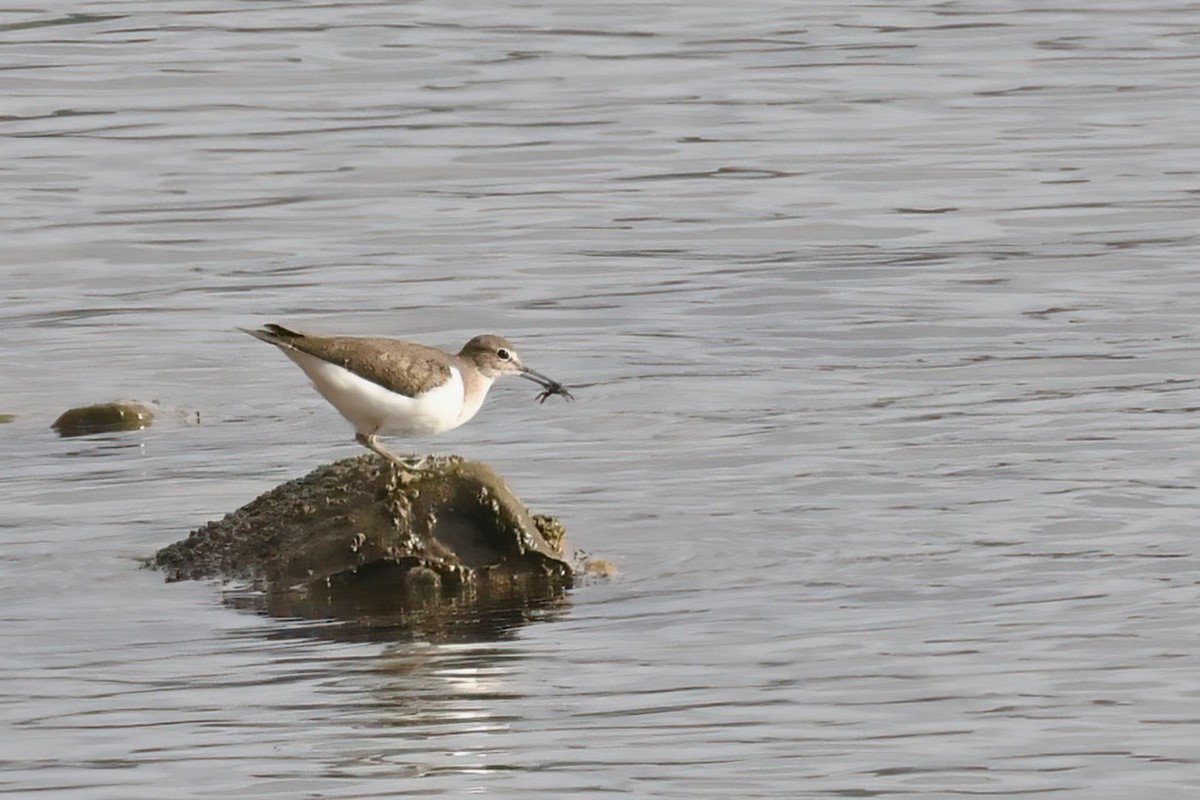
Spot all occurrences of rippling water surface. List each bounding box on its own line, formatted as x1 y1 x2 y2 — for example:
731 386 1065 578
5 1 1200 797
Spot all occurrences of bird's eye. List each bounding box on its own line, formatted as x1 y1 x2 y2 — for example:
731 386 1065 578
496 348 510 361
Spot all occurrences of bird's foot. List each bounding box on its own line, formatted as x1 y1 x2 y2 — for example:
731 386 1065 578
393 453 429 472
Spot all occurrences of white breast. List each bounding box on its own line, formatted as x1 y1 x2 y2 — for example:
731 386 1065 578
283 349 467 436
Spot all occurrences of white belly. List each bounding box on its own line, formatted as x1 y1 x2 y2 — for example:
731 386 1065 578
284 349 467 436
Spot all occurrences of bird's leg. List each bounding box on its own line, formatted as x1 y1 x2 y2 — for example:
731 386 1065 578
355 433 427 472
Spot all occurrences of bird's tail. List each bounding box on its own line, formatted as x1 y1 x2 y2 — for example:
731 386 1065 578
239 323 306 347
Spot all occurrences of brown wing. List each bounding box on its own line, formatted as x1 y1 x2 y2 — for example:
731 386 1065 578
250 325 453 398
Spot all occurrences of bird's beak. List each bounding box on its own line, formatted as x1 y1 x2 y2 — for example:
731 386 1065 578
518 365 558 389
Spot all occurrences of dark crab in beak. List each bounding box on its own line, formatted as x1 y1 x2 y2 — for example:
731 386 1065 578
519 366 575 404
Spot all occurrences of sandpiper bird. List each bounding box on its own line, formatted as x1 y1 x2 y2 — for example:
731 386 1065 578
242 323 572 465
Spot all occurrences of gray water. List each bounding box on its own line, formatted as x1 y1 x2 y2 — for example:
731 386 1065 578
4 1 1200 797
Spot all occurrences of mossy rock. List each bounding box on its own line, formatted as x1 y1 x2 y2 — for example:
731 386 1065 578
153 455 573 619
52 402 154 437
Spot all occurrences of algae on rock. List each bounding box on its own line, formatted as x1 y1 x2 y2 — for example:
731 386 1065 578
154 455 573 617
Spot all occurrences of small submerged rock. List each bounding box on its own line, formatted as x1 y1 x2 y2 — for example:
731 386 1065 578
153 454 575 619
52 402 154 437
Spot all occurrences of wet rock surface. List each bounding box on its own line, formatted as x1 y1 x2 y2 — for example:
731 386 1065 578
153 455 574 618
52 402 154 437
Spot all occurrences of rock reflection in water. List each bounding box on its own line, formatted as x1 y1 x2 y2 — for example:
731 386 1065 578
225 578 571 645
